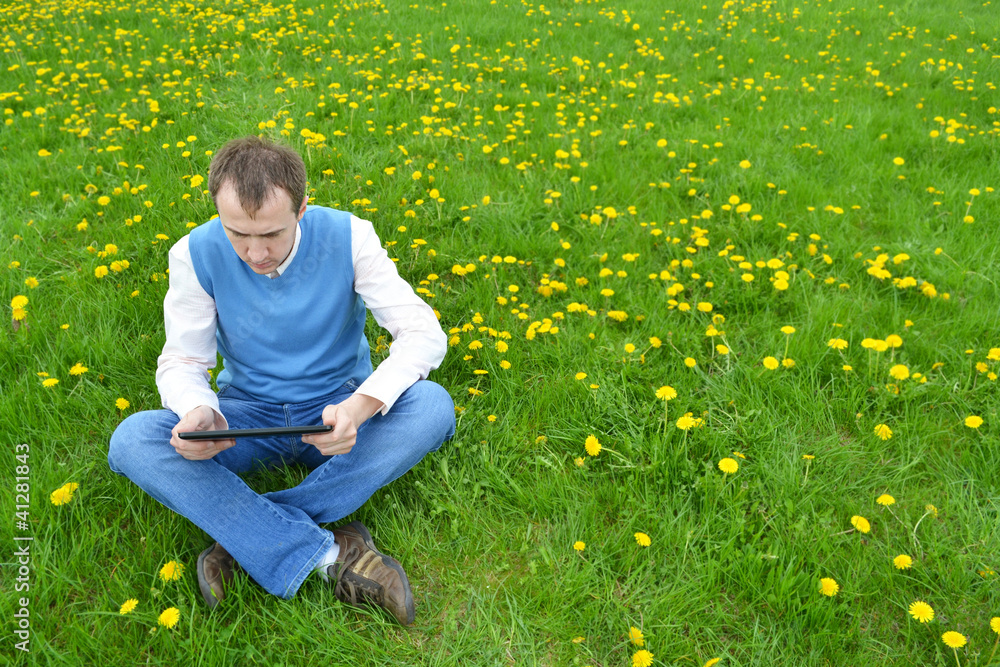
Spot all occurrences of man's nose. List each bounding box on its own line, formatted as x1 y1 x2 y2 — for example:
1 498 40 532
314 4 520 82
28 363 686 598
247 239 267 260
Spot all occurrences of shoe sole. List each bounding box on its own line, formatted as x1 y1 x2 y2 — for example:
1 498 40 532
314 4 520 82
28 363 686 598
345 520 415 625
196 544 223 609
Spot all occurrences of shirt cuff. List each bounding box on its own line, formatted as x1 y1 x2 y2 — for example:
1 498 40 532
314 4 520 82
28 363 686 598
167 390 228 429
354 370 409 415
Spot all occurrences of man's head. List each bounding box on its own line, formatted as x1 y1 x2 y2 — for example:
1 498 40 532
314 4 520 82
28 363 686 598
207 137 309 274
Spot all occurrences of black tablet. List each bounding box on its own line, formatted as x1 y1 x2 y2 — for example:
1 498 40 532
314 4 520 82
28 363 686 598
177 425 333 441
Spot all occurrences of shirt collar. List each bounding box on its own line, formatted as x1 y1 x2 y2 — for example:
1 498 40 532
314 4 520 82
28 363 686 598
267 222 302 279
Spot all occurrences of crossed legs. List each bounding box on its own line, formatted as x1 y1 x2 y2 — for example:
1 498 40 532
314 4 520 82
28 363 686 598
108 380 455 599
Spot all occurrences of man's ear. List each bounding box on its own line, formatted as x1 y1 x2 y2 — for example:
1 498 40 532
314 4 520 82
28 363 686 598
297 195 308 219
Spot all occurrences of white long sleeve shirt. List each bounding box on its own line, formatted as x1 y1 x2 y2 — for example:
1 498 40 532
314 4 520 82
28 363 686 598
155 215 447 424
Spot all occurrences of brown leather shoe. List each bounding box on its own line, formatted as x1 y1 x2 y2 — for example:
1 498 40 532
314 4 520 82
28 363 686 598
329 521 415 625
197 542 235 608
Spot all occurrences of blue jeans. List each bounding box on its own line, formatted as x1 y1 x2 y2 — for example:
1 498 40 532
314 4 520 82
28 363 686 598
108 380 455 599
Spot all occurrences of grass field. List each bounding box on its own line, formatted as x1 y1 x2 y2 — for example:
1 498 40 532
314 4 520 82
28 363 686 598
2 0 1000 664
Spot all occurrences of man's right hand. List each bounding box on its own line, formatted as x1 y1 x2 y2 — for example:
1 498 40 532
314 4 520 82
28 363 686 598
170 405 235 461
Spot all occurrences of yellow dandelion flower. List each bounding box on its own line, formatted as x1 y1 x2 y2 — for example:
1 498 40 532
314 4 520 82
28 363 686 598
676 415 696 430
827 338 848 350
762 356 779 370
850 515 871 533
585 435 601 457
684 357 697 368
876 494 895 506
718 458 739 474
573 541 585 552
909 601 934 623
655 385 677 401
42 378 59 388
874 424 893 440
820 578 839 596
991 617 1000 634
116 397 130 410
159 560 185 582
50 482 79 506
704 660 721 667
157 607 180 629
634 532 651 547
69 363 88 376
893 554 913 570
628 626 645 646
781 326 796 335
739 159 752 169
965 415 983 429
889 364 910 381
941 631 966 649
632 649 654 667
575 372 588 380
119 599 138 615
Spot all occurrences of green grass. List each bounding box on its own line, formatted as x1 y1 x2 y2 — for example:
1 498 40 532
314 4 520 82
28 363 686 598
2 0 1000 664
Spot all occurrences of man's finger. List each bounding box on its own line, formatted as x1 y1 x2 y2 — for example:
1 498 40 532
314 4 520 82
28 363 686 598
173 435 235 459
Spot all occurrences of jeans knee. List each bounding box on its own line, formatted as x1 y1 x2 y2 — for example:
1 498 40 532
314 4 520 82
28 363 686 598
413 380 456 445
108 413 140 475
108 411 176 476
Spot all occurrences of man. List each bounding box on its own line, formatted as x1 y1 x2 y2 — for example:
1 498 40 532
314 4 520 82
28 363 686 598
108 136 455 625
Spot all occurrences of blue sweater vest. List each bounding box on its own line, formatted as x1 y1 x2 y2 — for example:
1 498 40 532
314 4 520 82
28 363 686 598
188 206 373 404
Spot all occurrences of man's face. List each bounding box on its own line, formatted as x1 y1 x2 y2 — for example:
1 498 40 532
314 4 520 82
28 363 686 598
216 183 307 275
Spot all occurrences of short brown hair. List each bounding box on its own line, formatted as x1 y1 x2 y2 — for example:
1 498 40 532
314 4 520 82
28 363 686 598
208 136 306 218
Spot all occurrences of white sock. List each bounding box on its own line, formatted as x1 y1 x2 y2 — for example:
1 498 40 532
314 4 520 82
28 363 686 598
314 540 341 582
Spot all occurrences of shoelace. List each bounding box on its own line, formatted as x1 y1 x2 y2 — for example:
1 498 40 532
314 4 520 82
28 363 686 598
332 545 385 606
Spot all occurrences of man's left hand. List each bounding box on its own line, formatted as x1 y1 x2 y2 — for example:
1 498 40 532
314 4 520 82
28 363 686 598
302 393 384 456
